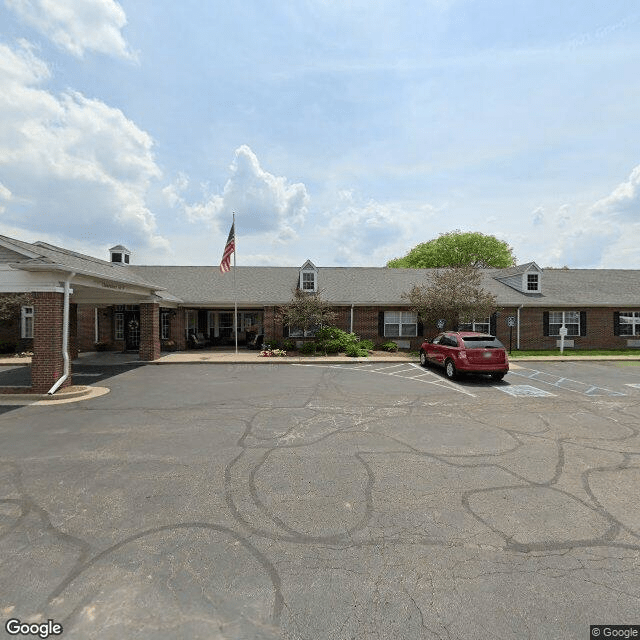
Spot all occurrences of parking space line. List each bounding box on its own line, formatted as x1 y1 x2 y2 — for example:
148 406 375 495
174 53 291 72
509 367 625 397
293 362 477 397
405 363 477 397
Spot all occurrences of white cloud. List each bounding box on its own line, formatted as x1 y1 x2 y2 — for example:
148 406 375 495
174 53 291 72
517 164 640 268
5 0 135 60
165 145 309 242
0 181 10 214
321 193 437 265
0 41 167 250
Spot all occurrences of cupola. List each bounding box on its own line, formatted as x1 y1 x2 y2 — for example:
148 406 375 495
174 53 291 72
109 244 131 264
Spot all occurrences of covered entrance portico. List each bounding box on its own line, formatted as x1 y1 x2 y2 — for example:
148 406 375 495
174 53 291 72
184 308 264 347
0 236 169 393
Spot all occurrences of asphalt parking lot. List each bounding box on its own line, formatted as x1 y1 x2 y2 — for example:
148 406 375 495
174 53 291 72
1 360 640 639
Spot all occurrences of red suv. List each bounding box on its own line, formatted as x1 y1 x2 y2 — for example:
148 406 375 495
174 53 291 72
419 331 509 381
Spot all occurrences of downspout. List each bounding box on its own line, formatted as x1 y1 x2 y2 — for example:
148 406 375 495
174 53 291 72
516 304 523 350
48 272 75 395
350 304 354 334
94 307 99 344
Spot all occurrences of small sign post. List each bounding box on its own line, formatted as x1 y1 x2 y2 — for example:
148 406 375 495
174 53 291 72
507 315 516 354
436 319 445 330
559 325 568 354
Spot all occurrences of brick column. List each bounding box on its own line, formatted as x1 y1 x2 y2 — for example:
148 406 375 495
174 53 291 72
32 292 72 393
139 303 161 361
173 309 186 350
69 303 79 359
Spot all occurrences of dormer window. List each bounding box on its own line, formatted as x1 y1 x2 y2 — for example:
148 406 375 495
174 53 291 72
299 260 318 292
302 272 315 291
527 273 539 291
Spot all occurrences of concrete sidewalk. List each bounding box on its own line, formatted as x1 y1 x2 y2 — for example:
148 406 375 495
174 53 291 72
2 349 640 368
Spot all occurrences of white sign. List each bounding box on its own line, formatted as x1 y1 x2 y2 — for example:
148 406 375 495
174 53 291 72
436 319 445 329
507 316 516 327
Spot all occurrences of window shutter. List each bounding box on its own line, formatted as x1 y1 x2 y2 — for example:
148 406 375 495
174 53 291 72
417 321 424 336
543 311 550 336
580 311 587 337
490 313 497 336
283 324 289 338
378 311 385 337
613 312 620 336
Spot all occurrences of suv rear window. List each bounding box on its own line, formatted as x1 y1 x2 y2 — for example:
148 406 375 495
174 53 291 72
462 336 504 349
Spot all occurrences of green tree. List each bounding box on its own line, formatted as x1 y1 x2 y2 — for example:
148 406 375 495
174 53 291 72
387 231 516 269
277 288 338 335
402 265 498 332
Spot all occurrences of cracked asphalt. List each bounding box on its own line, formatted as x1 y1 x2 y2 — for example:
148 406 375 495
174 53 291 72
1 360 640 639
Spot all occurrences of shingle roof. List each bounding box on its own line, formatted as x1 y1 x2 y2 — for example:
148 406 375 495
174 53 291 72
132 265 640 308
2 232 638 308
0 236 164 291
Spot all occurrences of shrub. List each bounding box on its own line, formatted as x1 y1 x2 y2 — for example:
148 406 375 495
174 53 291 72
345 343 369 357
299 341 317 355
379 341 398 352
314 326 359 353
322 339 343 354
358 339 375 351
283 339 296 351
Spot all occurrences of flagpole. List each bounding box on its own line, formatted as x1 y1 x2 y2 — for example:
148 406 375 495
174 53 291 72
233 212 238 354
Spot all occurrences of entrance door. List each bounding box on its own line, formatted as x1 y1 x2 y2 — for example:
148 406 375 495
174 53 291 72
218 312 234 342
124 308 140 351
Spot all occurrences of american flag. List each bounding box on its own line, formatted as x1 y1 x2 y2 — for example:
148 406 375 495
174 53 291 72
219 222 235 273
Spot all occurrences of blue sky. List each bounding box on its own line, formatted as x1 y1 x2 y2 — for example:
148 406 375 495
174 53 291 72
1 0 639 268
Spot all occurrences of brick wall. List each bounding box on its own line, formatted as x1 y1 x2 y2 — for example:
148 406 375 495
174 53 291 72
515 307 640 350
77 305 96 351
31 291 70 393
171 309 186 350
139 303 160 361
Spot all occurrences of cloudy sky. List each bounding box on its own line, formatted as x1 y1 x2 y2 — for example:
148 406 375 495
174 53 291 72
1 1 639 268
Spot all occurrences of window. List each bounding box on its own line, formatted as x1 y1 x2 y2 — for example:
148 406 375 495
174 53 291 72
21 306 34 338
549 311 580 336
288 326 318 338
114 309 124 340
384 311 417 337
160 311 170 340
527 273 539 291
301 271 316 291
619 311 640 336
458 317 490 333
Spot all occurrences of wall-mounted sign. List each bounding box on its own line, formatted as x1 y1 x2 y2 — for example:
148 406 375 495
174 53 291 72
101 281 126 290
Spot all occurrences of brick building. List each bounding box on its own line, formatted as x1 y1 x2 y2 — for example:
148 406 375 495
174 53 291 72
1 234 639 393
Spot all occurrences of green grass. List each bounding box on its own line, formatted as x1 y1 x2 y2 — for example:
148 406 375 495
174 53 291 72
509 349 640 357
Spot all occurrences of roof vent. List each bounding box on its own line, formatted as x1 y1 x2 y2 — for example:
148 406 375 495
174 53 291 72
109 244 131 264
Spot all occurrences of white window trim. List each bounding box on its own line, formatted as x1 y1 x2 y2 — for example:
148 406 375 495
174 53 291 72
300 270 317 292
21 306 34 339
160 311 170 340
526 272 540 291
459 317 490 333
384 311 417 338
549 311 580 337
619 311 640 336
114 311 124 341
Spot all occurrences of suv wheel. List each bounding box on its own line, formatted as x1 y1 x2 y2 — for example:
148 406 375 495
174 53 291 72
444 359 457 380
419 351 428 367
490 372 505 381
